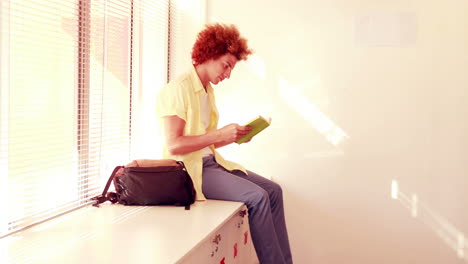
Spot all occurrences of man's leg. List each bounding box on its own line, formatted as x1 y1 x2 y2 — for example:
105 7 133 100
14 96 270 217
232 169 293 264
202 156 287 264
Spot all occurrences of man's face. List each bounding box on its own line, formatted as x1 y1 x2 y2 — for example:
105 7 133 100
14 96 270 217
206 53 238 85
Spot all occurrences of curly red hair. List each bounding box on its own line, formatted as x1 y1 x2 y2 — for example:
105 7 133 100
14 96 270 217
192 23 252 65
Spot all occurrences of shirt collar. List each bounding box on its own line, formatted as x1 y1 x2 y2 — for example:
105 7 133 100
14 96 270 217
190 65 209 94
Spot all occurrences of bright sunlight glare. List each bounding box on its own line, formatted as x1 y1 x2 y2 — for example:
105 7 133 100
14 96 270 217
391 180 468 261
278 77 348 146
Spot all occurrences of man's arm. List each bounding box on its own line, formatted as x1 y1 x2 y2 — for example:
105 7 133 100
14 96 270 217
163 115 251 155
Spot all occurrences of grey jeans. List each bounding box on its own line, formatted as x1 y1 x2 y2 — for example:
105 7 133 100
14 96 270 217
202 155 293 264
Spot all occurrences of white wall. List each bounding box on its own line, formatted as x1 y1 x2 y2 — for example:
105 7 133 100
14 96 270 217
207 0 468 263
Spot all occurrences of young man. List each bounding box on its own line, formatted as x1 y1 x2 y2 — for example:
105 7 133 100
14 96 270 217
157 23 293 264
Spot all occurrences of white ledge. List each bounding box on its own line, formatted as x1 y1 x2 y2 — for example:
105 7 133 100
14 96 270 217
2 200 245 264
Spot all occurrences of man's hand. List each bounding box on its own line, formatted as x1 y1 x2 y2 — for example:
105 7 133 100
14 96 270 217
217 123 251 145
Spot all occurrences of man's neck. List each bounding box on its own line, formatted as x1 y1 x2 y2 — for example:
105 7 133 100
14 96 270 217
194 64 209 90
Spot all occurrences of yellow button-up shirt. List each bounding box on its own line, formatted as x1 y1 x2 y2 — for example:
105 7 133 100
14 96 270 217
156 66 247 200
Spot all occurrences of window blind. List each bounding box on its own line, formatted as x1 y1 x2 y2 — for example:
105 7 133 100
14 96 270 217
130 0 169 159
167 0 206 81
0 0 170 238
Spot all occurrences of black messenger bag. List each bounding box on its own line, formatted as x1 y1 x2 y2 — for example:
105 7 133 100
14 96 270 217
93 159 196 210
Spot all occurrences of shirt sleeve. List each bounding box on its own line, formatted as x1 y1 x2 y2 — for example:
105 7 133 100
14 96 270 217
156 83 187 121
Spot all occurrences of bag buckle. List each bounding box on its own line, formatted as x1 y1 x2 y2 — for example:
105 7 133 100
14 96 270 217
92 195 108 207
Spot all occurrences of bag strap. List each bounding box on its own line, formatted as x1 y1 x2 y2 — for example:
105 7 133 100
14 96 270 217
177 161 194 210
92 166 123 207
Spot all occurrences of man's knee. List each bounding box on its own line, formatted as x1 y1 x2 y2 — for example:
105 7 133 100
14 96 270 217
247 188 269 207
268 180 283 200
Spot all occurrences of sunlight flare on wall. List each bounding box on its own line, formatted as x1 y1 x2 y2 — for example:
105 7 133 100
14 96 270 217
391 179 467 261
278 77 348 146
